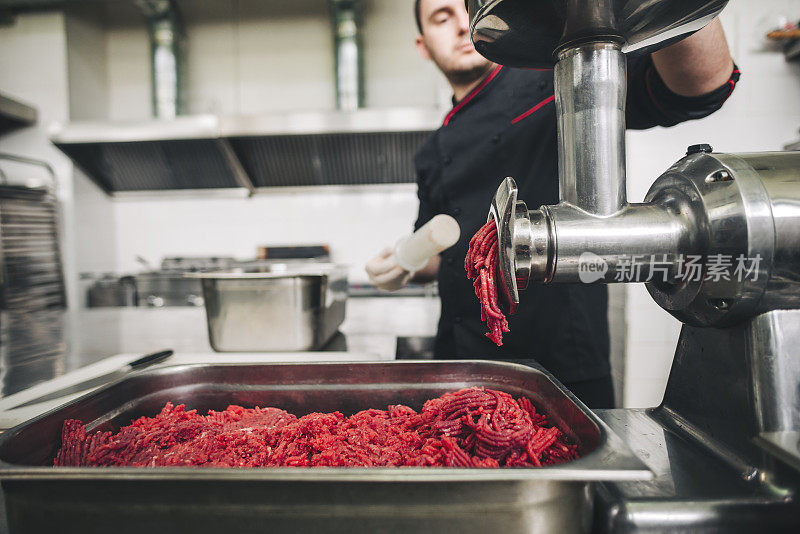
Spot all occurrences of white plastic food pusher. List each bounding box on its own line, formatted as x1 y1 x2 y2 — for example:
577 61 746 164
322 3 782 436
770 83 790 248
393 214 461 273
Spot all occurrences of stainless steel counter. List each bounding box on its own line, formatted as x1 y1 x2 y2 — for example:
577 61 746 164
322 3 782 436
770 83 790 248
0 297 440 399
593 408 800 532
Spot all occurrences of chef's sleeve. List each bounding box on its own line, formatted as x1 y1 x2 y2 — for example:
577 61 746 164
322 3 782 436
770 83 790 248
626 53 740 130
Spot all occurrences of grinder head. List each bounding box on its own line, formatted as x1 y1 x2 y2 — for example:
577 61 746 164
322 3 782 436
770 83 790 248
489 177 529 315
466 0 729 68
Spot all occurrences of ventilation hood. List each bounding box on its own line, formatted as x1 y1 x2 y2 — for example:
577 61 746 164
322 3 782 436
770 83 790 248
38 0 440 195
0 92 37 136
50 108 442 196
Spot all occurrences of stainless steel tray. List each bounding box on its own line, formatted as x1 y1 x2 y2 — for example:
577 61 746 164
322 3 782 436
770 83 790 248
0 360 650 534
190 263 348 351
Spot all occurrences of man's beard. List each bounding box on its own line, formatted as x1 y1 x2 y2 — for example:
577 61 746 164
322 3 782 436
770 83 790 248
446 61 493 86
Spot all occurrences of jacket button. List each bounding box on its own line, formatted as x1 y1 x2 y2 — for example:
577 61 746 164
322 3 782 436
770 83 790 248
454 316 462 324
443 156 452 165
452 207 461 216
539 81 546 90
491 135 501 144
446 257 454 265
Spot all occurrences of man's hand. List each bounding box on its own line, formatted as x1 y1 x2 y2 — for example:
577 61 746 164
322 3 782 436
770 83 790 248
365 248 412 291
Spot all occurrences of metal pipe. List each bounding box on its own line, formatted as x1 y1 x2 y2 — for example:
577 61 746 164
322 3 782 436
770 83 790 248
136 0 185 119
329 0 364 111
541 202 691 284
554 42 627 215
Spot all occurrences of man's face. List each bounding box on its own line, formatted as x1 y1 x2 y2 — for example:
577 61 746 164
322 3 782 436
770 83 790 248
416 0 492 79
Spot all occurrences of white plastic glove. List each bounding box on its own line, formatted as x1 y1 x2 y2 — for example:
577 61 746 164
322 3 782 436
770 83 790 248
365 247 413 291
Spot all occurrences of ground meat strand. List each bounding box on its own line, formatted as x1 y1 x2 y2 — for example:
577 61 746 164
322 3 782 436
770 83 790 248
54 387 578 469
466 220 510 345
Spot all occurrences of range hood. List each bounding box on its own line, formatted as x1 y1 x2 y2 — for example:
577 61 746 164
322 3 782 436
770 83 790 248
0 92 37 136
50 108 441 196
30 0 440 195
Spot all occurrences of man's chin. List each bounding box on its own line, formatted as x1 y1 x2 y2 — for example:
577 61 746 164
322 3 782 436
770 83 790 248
447 59 494 82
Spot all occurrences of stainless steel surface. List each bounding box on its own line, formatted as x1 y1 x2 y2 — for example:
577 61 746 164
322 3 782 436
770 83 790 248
9 349 173 409
757 431 800 474
0 154 67 312
0 92 37 136
489 176 528 312
591 310 800 532
467 0 729 68
330 0 363 111
555 43 627 216
0 361 650 534
750 311 800 434
644 151 800 326
540 203 687 284
497 151 800 326
215 137 256 194
656 311 800 472
0 310 67 397
594 408 800 533
85 274 137 307
193 264 349 352
50 108 440 193
135 271 204 307
592 312 800 532
137 0 185 119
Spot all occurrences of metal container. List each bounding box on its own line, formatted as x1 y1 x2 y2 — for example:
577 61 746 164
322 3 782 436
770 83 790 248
192 263 348 351
85 274 137 307
136 271 205 307
0 361 649 534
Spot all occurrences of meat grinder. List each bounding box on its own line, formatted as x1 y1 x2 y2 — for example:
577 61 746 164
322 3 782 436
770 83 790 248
469 0 800 530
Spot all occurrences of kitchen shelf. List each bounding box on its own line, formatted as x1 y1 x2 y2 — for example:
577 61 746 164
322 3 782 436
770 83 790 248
0 92 37 137
766 28 800 62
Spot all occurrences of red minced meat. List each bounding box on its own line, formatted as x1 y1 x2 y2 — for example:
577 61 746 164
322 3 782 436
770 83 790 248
54 387 578 468
466 220 510 346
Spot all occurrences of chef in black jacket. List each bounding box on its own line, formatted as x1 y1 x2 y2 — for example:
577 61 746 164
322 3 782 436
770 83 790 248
366 0 739 408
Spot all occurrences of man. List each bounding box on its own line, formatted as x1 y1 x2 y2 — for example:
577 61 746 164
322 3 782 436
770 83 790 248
366 0 738 408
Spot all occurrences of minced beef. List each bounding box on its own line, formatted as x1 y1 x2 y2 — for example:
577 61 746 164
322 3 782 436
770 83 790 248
54 387 579 468
466 221 509 346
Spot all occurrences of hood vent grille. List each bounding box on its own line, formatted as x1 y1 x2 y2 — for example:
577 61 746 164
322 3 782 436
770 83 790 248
230 131 430 188
51 109 441 195
56 139 239 192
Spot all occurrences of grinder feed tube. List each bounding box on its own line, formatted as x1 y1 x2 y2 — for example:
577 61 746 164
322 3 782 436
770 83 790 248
556 42 628 215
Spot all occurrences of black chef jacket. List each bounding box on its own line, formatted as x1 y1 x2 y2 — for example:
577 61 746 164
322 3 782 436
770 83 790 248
414 55 740 383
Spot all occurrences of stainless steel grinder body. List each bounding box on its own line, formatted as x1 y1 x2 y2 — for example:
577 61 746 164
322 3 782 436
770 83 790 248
469 0 800 529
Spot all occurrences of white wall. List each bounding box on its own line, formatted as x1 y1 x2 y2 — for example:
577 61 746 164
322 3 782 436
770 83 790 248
622 0 800 407
102 0 447 119
111 186 420 279
73 0 443 282
0 12 79 307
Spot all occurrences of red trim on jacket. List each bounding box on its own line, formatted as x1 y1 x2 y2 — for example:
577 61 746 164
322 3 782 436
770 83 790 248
443 65 503 126
510 95 555 124
646 64 740 118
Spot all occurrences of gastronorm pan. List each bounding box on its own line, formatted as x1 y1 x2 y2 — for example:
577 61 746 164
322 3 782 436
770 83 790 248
190 263 348 351
0 360 650 534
